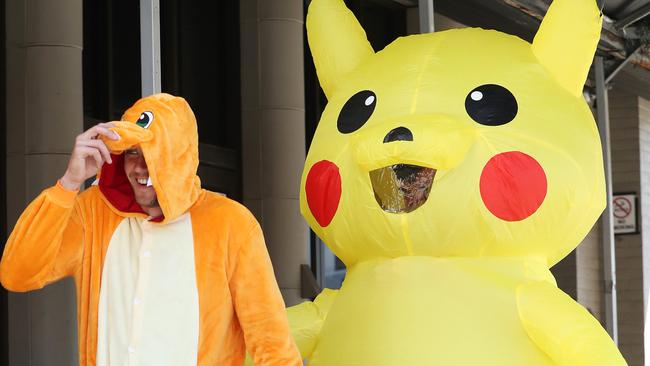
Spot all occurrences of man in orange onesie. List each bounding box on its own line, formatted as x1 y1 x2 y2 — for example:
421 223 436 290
0 93 302 366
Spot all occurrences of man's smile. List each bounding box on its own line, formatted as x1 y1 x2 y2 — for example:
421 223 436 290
135 177 153 186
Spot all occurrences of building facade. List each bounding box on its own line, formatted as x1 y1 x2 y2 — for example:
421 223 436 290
3 0 650 365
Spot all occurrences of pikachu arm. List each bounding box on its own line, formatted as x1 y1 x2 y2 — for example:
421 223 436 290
0 181 83 292
516 281 627 366
245 288 339 365
287 288 339 359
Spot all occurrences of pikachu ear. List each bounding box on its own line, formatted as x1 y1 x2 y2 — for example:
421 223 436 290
307 0 375 98
532 0 603 97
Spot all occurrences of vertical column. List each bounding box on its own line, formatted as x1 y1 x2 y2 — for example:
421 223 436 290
239 1 309 306
639 96 650 366
596 56 619 344
140 0 161 96
418 0 434 33
6 0 82 364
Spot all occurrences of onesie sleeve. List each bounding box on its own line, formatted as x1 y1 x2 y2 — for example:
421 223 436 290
229 219 302 366
1 181 85 291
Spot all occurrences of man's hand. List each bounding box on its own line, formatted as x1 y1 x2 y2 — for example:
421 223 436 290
60 123 119 191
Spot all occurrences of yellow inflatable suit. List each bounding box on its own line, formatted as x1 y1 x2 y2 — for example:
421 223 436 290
289 0 628 365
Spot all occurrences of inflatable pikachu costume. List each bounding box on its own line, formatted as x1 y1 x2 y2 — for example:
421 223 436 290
289 0 628 365
1 94 301 365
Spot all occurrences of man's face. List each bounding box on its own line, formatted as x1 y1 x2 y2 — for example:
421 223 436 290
124 146 159 209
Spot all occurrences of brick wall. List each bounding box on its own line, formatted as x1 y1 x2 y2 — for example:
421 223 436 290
577 223 603 324
552 251 577 299
610 88 644 366
638 96 650 365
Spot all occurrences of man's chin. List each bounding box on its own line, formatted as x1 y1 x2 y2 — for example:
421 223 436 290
135 196 159 209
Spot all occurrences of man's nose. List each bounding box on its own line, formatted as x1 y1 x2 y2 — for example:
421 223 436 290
134 156 148 171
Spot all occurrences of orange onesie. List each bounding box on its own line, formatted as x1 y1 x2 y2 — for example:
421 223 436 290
0 93 301 366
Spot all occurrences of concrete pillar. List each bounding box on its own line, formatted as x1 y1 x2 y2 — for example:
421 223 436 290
239 1 309 306
5 0 83 364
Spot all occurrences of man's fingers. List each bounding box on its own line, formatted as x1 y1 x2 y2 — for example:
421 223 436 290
78 139 113 164
96 122 115 129
91 126 119 141
95 122 118 138
78 124 119 141
77 146 104 169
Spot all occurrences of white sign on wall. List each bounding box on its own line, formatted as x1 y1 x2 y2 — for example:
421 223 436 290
613 193 637 235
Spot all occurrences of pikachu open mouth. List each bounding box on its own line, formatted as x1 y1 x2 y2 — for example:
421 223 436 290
369 164 437 213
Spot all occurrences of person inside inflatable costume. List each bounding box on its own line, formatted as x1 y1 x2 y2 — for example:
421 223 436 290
0 93 301 365
287 0 628 365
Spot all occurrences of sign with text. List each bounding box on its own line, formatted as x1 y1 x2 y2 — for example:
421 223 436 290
613 193 637 235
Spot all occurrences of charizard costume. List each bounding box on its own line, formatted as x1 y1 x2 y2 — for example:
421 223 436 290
1 93 301 365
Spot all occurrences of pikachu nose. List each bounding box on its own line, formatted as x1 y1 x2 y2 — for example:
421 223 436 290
383 126 413 143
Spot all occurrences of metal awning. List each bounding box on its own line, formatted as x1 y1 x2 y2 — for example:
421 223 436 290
388 0 650 85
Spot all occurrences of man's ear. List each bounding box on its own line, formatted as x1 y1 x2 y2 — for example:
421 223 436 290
531 0 602 97
307 0 375 99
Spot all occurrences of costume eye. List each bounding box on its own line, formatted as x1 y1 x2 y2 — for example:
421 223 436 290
465 84 517 126
136 111 154 129
337 90 376 133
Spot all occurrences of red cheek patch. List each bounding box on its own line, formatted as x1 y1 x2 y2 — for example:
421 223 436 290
306 160 342 227
479 151 547 222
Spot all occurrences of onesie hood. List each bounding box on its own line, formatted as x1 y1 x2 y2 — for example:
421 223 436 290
98 93 201 224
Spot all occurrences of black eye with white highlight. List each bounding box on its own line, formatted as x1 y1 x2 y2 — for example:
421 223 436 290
136 111 154 129
465 84 518 126
337 90 377 133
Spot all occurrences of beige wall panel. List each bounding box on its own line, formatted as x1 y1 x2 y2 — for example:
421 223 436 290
24 154 70 198
241 109 262 200
243 198 263 225
25 47 83 154
262 197 309 293
5 47 25 155
259 20 305 110
6 0 25 44
240 19 261 109
259 0 303 20
25 0 82 45
7 293 30 366
239 0 309 305
261 109 305 199
6 0 83 363
27 279 79 365
240 0 258 22
280 288 304 308
5 154 26 231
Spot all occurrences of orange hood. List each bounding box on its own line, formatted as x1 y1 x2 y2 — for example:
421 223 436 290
98 93 201 224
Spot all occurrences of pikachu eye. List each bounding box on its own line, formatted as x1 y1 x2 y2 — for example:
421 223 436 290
465 84 518 126
337 90 377 133
136 111 154 129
